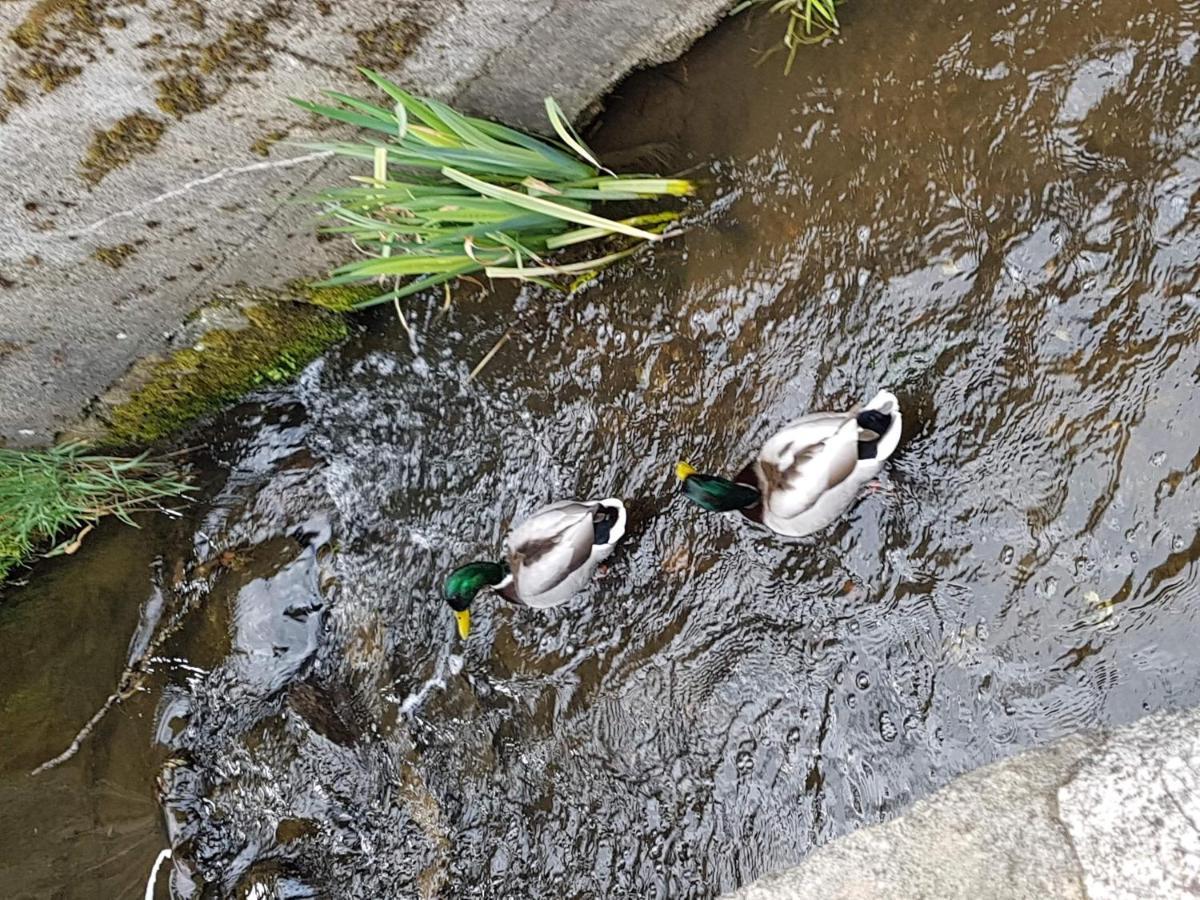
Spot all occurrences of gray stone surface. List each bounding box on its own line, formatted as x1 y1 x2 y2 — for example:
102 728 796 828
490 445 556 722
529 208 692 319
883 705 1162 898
0 0 729 445
726 708 1200 900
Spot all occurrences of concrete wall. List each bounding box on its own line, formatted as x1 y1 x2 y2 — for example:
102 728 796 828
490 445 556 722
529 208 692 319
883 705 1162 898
0 0 729 445
727 707 1200 900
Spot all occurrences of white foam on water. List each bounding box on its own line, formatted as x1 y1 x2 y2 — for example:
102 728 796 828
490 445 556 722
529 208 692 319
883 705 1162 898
398 648 464 715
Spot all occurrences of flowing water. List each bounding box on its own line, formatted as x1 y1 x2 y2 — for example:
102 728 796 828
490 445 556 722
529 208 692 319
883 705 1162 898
3 0 1199 895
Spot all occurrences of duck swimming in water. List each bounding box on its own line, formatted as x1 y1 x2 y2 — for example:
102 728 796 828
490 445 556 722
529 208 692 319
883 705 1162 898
444 498 627 638
675 389 902 537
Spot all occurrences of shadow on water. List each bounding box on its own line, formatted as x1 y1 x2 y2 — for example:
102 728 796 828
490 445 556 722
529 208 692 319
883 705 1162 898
2 0 1199 894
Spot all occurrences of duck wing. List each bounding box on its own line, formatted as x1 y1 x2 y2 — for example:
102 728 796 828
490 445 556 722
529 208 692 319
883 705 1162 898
505 501 598 598
756 413 860 520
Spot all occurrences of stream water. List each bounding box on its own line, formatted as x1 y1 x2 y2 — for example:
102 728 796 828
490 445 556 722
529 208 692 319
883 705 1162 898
2 0 1199 896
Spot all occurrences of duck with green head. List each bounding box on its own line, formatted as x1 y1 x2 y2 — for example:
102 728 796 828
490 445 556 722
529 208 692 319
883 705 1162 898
676 389 903 537
444 497 627 638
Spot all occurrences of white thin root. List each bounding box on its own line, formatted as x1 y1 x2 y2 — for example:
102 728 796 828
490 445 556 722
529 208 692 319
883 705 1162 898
144 848 172 900
393 297 415 342
467 332 511 383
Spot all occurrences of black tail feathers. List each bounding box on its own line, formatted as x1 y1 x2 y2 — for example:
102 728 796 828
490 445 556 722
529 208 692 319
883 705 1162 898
856 410 893 460
592 504 621 545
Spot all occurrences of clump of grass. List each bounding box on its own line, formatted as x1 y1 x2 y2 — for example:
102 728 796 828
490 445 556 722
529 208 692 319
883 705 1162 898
293 69 694 310
733 0 842 73
0 443 193 583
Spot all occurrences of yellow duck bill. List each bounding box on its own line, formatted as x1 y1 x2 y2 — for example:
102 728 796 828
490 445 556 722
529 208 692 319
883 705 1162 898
454 609 471 639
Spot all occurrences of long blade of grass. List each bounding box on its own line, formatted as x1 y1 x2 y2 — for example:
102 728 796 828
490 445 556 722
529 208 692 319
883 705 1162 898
440 167 661 241
321 90 398 124
544 98 604 171
545 211 681 249
358 69 453 133
485 245 641 278
291 99 398 135
472 120 593 178
352 263 489 307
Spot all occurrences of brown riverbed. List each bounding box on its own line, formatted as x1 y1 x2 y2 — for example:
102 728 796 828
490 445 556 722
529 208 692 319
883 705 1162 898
2 0 1199 895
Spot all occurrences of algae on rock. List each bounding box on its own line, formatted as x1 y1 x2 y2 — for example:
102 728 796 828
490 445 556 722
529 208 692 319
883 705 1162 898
98 289 350 444
81 112 168 185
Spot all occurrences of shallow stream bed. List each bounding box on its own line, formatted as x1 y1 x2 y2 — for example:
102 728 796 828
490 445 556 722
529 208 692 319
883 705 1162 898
2 0 1199 895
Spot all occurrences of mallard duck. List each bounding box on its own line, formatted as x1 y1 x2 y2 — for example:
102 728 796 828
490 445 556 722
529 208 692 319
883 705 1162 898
443 498 627 638
675 389 902 537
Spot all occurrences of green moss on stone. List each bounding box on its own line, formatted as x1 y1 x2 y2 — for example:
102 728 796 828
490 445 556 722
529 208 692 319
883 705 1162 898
92 242 136 268
21 60 82 92
81 113 167 185
0 536 20 584
198 18 270 75
105 296 349 444
295 282 378 312
249 129 288 157
10 0 105 51
155 73 209 118
351 19 425 70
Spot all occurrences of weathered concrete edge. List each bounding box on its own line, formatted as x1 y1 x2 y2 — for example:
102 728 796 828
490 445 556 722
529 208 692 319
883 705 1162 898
725 706 1200 900
0 0 732 447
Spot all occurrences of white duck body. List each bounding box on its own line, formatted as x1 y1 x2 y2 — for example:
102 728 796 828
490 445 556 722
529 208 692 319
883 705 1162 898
499 498 627 608
753 390 902 537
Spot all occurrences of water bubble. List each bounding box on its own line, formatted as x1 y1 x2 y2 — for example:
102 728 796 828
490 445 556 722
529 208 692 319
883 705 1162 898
1173 535 1186 552
845 693 857 709
736 751 755 776
879 712 898 742
855 672 871 690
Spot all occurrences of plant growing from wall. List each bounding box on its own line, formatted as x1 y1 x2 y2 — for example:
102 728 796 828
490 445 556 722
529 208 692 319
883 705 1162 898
294 70 694 311
0 443 193 584
733 0 842 74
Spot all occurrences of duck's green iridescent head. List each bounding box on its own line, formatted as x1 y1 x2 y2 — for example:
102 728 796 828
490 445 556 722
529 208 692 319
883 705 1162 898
674 461 761 513
443 561 508 639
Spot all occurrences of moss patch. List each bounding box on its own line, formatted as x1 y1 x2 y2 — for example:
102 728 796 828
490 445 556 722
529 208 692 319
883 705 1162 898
81 113 167 185
103 292 349 444
198 18 270 75
6 0 119 101
351 18 425 70
149 14 276 124
10 0 106 51
92 243 137 269
155 73 209 118
4 83 28 107
0 534 20 584
20 61 82 92
249 129 288 157
294 282 379 312
177 0 206 30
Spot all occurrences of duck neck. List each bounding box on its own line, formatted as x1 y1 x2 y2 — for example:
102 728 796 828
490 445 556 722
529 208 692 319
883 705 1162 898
680 472 762 513
445 561 510 609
